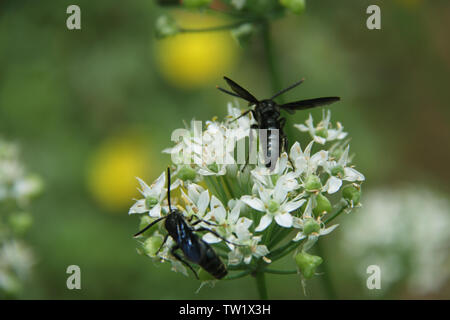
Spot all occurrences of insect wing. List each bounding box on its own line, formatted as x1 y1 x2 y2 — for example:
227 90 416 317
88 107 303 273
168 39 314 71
280 97 340 112
180 232 203 263
224 77 258 103
176 222 203 263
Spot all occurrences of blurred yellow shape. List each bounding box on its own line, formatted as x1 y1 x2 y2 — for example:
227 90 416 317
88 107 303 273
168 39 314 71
155 11 238 88
87 134 153 212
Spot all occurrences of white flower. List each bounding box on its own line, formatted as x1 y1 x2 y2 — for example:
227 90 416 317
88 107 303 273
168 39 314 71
289 141 328 177
129 172 169 217
241 179 306 231
323 145 365 194
295 111 347 145
341 186 450 294
292 198 339 250
180 183 210 219
227 233 270 265
201 198 253 249
251 153 299 191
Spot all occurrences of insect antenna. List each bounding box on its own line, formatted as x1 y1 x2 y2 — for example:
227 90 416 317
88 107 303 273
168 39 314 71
270 78 304 100
133 216 167 237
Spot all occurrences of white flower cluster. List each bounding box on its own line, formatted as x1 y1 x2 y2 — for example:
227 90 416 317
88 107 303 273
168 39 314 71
0 139 41 297
0 141 42 205
341 186 450 295
130 104 364 278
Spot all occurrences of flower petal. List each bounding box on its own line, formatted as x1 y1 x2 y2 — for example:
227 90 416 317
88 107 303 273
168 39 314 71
319 224 339 236
255 214 273 232
274 213 293 228
149 203 162 218
197 190 210 215
129 199 147 214
293 231 306 242
283 198 306 213
202 233 222 244
326 176 342 194
344 167 365 182
241 196 265 212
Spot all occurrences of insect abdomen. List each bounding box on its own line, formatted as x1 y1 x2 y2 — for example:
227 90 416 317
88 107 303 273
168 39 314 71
199 243 228 279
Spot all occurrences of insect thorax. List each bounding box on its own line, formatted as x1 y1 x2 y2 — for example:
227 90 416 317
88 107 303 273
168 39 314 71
257 100 280 120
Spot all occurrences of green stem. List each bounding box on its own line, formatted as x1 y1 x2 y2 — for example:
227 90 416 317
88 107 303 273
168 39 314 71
224 270 252 280
221 175 235 199
323 204 348 225
315 240 337 299
261 21 282 100
255 272 268 300
179 20 251 33
264 269 297 275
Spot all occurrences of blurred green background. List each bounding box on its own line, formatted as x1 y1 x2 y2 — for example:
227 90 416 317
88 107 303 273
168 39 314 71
0 0 449 299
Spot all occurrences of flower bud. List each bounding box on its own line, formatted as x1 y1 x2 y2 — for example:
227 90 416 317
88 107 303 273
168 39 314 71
177 166 196 181
155 15 179 39
315 127 328 139
231 23 254 47
280 0 306 15
331 165 344 178
145 197 159 209
313 193 332 217
8 212 32 234
303 218 320 235
295 252 323 279
182 0 212 8
143 236 164 257
207 163 219 173
267 200 280 213
305 175 322 192
342 185 361 204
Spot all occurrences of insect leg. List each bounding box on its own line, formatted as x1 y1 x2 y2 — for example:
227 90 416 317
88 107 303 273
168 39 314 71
229 109 251 123
240 123 259 172
155 234 169 256
281 133 295 168
191 218 219 227
196 227 243 247
171 245 199 279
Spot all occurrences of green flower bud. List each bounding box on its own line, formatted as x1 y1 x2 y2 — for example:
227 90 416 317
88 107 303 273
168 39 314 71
331 165 345 178
198 268 215 281
145 197 159 209
267 200 280 213
207 163 219 173
295 252 323 279
182 0 212 8
330 148 344 160
313 194 332 217
305 175 322 192
315 127 328 139
155 15 179 39
8 212 33 234
143 236 164 257
342 185 361 204
231 23 254 47
303 218 320 235
177 166 196 181
280 0 306 15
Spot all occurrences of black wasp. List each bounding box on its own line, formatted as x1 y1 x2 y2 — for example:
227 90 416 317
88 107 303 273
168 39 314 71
217 76 340 168
134 168 233 280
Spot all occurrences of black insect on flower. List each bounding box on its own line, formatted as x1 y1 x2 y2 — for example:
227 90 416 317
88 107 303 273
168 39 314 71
217 76 340 168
